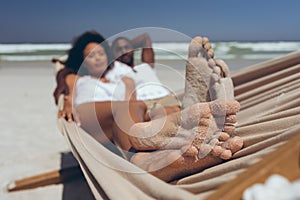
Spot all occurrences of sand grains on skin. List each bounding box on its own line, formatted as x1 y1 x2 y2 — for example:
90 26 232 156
129 36 243 182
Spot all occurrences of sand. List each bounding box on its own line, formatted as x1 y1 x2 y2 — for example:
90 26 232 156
0 61 79 199
0 57 267 199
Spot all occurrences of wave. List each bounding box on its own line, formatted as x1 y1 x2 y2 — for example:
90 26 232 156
153 41 300 60
0 43 70 54
1 41 299 61
0 55 63 61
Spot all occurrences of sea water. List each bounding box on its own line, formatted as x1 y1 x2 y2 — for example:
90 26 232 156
0 41 299 71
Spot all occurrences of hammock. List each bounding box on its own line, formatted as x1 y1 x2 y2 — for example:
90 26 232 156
57 51 300 200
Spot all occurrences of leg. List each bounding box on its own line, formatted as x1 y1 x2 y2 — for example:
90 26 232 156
76 101 147 152
111 101 147 151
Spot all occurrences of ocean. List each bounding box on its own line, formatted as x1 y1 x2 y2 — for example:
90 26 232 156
1 41 300 72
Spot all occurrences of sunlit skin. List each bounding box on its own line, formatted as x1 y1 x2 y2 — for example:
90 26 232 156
112 39 134 67
83 42 108 78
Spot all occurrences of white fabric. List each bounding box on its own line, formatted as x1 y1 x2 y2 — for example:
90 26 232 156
107 61 170 100
133 63 170 100
74 76 126 106
75 61 170 106
243 174 300 200
105 61 132 82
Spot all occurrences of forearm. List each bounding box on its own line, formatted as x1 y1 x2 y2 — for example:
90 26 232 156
131 33 152 49
57 73 78 122
141 48 155 68
122 77 136 101
53 68 75 104
131 33 155 68
65 74 78 103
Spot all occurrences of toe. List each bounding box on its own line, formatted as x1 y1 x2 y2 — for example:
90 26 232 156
225 115 237 124
229 136 244 153
212 145 223 156
213 66 221 75
210 100 240 115
204 42 212 52
215 59 230 77
188 37 202 58
208 49 215 58
221 136 244 154
223 125 235 135
208 58 216 68
219 132 230 141
219 149 232 159
202 37 209 45
182 145 198 157
198 143 213 158
226 101 241 115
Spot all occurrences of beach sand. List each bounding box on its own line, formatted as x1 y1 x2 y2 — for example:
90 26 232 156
0 57 268 199
0 61 95 200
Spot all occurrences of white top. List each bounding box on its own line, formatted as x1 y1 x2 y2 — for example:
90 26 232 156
74 61 170 106
74 76 125 106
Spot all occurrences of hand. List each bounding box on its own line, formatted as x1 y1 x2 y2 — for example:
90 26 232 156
57 95 81 126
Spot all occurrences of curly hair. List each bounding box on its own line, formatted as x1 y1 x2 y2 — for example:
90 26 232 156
65 31 113 77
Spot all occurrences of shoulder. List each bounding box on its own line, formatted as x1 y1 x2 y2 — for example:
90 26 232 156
76 76 99 87
66 73 78 83
114 61 132 69
133 63 154 72
106 61 133 81
108 61 132 74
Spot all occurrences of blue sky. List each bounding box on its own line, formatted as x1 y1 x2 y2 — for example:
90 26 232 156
1 0 300 43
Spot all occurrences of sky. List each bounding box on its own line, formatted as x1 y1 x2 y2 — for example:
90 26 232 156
1 0 300 43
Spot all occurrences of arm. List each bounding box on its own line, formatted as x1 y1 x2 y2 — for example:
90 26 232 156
53 68 75 105
121 77 136 101
131 33 155 68
57 73 79 123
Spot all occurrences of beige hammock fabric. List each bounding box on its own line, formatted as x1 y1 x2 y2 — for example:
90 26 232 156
57 51 300 200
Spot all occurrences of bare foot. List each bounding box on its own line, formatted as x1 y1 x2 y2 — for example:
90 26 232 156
128 100 240 154
182 36 235 108
128 36 244 182
211 59 234 100
128 37 240 156
179 36 239 156
130 135 243 182
182 36 215 107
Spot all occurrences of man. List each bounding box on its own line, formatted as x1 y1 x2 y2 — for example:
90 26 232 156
111 33 155 68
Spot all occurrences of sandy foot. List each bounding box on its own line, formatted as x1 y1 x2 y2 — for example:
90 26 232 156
128 36 243 182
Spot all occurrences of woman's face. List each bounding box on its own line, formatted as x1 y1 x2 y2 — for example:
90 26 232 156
83 42 108 77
